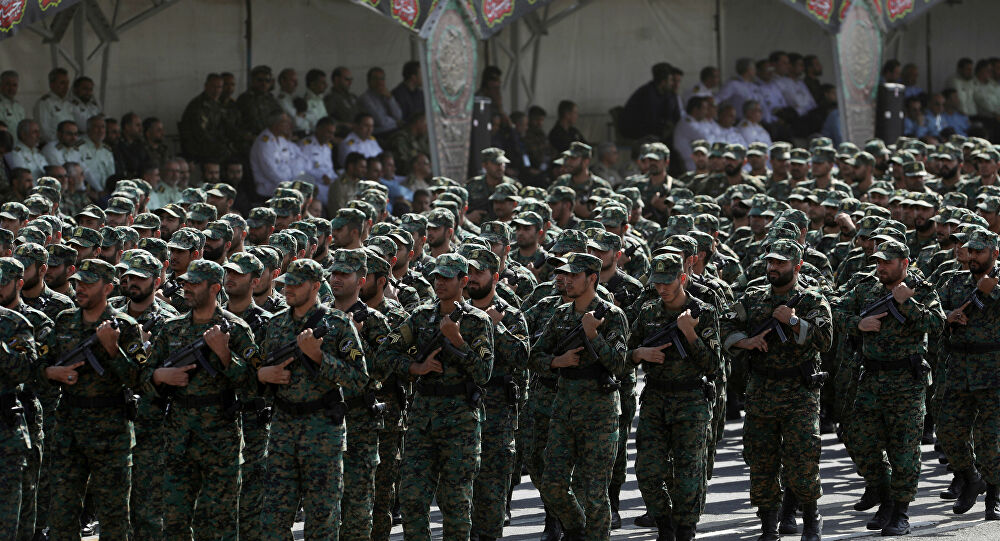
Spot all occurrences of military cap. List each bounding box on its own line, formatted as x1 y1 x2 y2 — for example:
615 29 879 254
744 141 767 157
399 213 428 234
768 142 792 160
663 234 698 258
66 226 101 248
45 244 77 267
648 253 684 284
465 248 501 273
290 179 318 199
512 211 544 228
303 218 329 239
97 226 122 248
0 257 23 284
546 185 577 203
839 197 862 215
244 207 277 229
130 212 160 231
327 208 365 230
121 250 163 279
369 223 396 238
137 237 169 261
117 226 140 247
566 141 592 159
705 141 726 157
481 147 511 165
285 229 309 253
553 252 602 275
26 218 53 238
354 247 385 276
664 214 694 235
347 200 378 222
360 190 388 213
519 199 552 221
867 181 893 196
365 236 398 260
30 185 60 204
488 183 520 202
810 136 833 150
871 239 909 261
845 151 875 167
762 238 803 262
267 197 300 218
642 142 670 161
358 180 388 196
23 195 52 216
0 202 29 221
426 208 456 229
769 221 801 241
871 226 906 244
13 242 48 268
890 149 916 165
133 179 154 197
427 253 467 279
290 221 318 242
978 196 1000 214
811 146 836 163
430 176 460 188
686 230 713 253
836 142 860 159
71 259 117 284
203 220 234 242
723 143 747 161
153 204 185 221
14 226 46 246
965 228 999 251
176 259 224 285
326 248 366 275
939 143 963 161
587 230 623 252
693 214 720 233
167 227 203 251
864 138 887 155
223 252 264 276
855 216 885 237
689 139 709 154
103 196 134 216
910 192 938 209
0 228 12 247
219 213 248 233
179 188 207 204
551 229 588 254
596 205 628 228
35 176 61 192
187 202 218 223
246 245 281 270
902 161 927 177
387 227 414 250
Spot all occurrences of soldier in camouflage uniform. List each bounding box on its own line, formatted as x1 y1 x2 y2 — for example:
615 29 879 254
937 229 1000 520
630 254 720 541
162 228 204 311
139 260 257 539
720 240 833 541
42 259 145 540
378 253 495 540
15 243 74 324
464 248 530 540
256 259 369 539
246 245 289 314
550 142 613 199
481 221 537 302
530 253 631 540
833 240 944 534
328 249 392 541
0 274 35 540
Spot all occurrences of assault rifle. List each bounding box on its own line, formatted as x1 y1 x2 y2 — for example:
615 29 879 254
55 319 121 376
859 277 926 325
749 293 805 343
265 322 330 377
415 302 467 364
640 304 703 359
550 303 619 393
161 279 181 298
160 319 232 377
962 265 999 312
345 300 370 324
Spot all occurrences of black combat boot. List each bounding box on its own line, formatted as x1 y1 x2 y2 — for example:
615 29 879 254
675 524 695 541
986 484 1000 521
656 515 676 541
866 497 893 531
539 507 562 541
756 509 780 541
635 511 658 527
853 484 881 511
778 490 798 534
921 414 936 444
940 473 964 500
609 486 622 529
800 502 822 541
880 501 910 536
954 468 987 514
561 529 584 541
478 536 496 541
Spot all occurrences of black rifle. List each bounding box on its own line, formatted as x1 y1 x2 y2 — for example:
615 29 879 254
160 319 232 377
346 300 370 324
858 276 925 325
265 322 330 377
414 302 467 364
161 279 181 298
139 314 163 351
550 303 619 393
749 293 805 343
962 265 999 312
55 319 121 376
640 304 703 359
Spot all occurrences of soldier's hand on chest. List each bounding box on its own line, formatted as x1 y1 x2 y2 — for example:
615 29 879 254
772 305 795 326
297 328 324 362
892 282 915 304
440 315 463 346
97 320 121 356
154 364 197 387
486 307 505 325
582 311 604 340
552 346 583 368
858 312 888 333
409 349 443 376
978 274 998 296
258 357 294 385
946 303 970 326
205 324 232 363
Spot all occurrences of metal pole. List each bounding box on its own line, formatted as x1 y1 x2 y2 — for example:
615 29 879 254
715 0 724 77
510 21 520 111
418 38 440 177
925 12 932 93
100 41 111 107
245 0 253 82
74 2 86 76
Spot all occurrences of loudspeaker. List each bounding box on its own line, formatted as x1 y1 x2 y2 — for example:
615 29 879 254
469 96 493 177
875 82 906 143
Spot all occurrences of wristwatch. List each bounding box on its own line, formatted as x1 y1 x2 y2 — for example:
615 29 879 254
788 315 800 327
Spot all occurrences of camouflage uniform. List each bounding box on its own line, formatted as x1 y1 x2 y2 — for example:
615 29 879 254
378 254 495 540
44 260 144 540
258 260 369 539
0 302 35 540
529 253 630 540
629 254 720 533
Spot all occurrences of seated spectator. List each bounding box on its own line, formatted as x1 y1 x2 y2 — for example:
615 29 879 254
324 66 360 127
69 76 102 132
157 158 183 206
673 96 712 171
973 59 1000 120
237 65 284 147
714 103 747 146
947 57 977 115
202 160 222 184
338 112 383 166
141 161 167 210
143 116 173 167
755 58 794 140
942 88 971 135
78 114 115 195
0 70 26 131
34 67 73 143
500 110 533 181
590 142 623 187
297 116 338 204
5 119 49 179
275 68 300 123
114 112 151 177
775 52 821 135
620 62 679 140
716 58 763 122
224 160 244 188
392 60 425 124
803 55 824 106
683 65 719 105
924 93 949 138
302 69 329 132
387 111 429 176
291 96 311 134
42 120 82 167
105 117 121 147
359 66 404 137
903 63 925 99
329 151 366 211
548 99 586 153
737 100 771 147
411 188 431 214
249 112 298 198
401 152 432 194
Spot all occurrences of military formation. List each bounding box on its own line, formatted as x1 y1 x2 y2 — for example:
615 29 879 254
1 132 1000 541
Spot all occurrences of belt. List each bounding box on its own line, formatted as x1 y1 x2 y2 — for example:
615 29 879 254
274 392 343 417
241 397 268 412
749 361 806 380
414 381 467 397
532 376 558 390
950 342 1000 354
644 377 704 393
861 357 912 372
61 393 125 409
557 365 607 380
170 393 226 409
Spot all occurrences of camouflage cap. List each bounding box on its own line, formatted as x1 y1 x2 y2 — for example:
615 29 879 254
357 247 388 275
71 258 118 284
642 142 670 161
480 221 513 244
769 142 791 160
465 247 500 273
14 226 46 246
481 147 511 164
427 207 456 229
0 201 28 221
220 213 248 232
30 185 60 204
206 183 237 200
910 192 939 208
35 176 61 192
903 161 927 177
306 216 331 237
554 252 602 274
330 207 367 230
117 226 140 247
810 136 833 150
856 216 885 237
187 202 218 223
359 180 389 195
836 142 860 159
868 181 894 195
24 195 52 216
105 196 135 216
520 186 547 200
365 236 398 260
871 226 907 244
137 237 169 261
329 248 367 274
431 176 461 187
285 229 309 253
0 257 22 284
965 229 999 251
566 141 592 158
430 253 469 278
290 179 318 199
347 200 377 222
273 187 304 203
811 146 836 163
246 245 281 270
865 138 888 155
551 228 588 254
846 151 875 167
153 203 185 221
132 179 153 197
13 242 47 267
587 229 622 252
708 141 727 157
723 143 746 161
246 207 277 228
488 183 520 202
178 259 225 285
978 196 1000 214
179 188 206 204
596 205 628 227
693 213 720 233
0 228 11 246
386 227 413 250
166 227 202 251
519 199 552 221
360 189 388 213
665 214 694 236
688 230 715 253
26 218 53 237
662 234 698 258
649 253 684 284
266 232 295 257
121 250 163 279
746 141 768 157
132 212 160 231
789 148 810 164
290 220 318 241
369 223 396 238
223 252 264 276
871 239 910 261
45 244 77 267
546 185 577 203
268 197 301 217
763 238 803 262
66 226 101 248
203 220 234 242
512 211 544 227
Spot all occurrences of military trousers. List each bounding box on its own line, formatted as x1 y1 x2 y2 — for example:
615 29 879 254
1 413 29 540
472 396 517 538
239 412 270 541
372 392 405 541
33 395 58 534
131 401 166 539
938 387 1000 485
340 406 381 541
611 379 637 497
16 395 42 541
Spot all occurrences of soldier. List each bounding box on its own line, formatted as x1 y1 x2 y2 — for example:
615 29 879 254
329 248 392 541
550 142 613 199
14 243 74 323
378 253 494 539
465 247 530 540
721 239 833 541
530 252 630 540
482 221 537 302
237 66 284 151
466 147 516 224
629 253 720 541
246 245 287 314
42 259 144 539
937 229 1000 520
834 240 943 535
256 259 368 538
246 207 277 246
0 265 35 540
162 228 203 311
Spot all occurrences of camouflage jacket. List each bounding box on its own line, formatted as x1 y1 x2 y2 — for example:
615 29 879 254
938 263 1000 391
23 285 74 324
628 295 721 390
45 305 144 398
